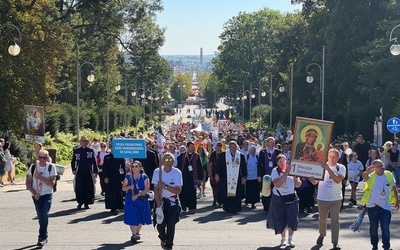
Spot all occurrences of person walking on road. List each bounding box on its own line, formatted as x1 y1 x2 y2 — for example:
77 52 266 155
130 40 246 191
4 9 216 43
267 154 302 247
362 159 399 250
176 141 202 213
257 137 281 213
102 147 126 215
309 148 345 250
25 150 57 247
122 160 152 243
71 136 98 210
152 153 183 250
215 140 247 214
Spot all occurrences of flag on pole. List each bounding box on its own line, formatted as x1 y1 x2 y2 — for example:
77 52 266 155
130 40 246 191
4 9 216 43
349 205 367 232
156 130 165 155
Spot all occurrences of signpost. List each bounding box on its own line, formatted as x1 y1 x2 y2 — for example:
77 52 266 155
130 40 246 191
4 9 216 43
387 117 400 140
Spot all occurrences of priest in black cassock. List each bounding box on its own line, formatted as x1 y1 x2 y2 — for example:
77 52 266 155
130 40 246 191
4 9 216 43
176 141 203 213
102 149 126 215
71 136 98 210
215 140 247 214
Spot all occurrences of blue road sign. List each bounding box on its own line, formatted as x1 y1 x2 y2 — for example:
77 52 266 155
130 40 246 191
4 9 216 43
112 139 147 158
387 117 400 134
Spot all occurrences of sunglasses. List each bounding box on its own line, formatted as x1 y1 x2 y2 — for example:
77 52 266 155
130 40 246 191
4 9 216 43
334 145 341 148
38 156 48 160
132 165 140 168
164 158 174 162
101 145 106 148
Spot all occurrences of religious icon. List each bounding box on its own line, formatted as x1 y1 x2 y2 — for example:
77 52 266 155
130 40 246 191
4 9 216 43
289 117 333 180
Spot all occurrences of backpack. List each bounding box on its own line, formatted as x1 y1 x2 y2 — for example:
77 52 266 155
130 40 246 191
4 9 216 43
31 163 59 192
246 153 259 162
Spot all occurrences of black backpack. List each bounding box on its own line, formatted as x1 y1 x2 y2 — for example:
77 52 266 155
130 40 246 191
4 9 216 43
30 163 59 192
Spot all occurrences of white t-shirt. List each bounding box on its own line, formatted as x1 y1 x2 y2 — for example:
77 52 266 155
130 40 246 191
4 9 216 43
27 162 57 196
91 142 101 156
366 173 396 211
317 164 346 201
271 167 296 196
347 160 364 183
152 167 183 202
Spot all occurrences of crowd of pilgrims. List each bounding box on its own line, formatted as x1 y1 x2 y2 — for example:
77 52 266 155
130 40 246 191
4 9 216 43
72 123 400 249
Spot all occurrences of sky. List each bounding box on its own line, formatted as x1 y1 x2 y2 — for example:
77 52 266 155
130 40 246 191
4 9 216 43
156 0 302 55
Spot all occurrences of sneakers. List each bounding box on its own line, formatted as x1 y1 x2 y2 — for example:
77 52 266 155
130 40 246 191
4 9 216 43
10 181 17 185
280 238 287 246
288 239 295 247
37 238 48 247
316 235 324 245
0 183 4 187
156 207 164 224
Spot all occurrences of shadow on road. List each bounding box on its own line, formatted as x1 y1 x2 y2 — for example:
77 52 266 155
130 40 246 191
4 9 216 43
102 213 124 224
13 245 43 250
235 211 267 225
68 211 115 224
6 189 26 193
50 208 82 218
60 198 76 203
193 211 234 223
256 246 293 250
96 240 134 249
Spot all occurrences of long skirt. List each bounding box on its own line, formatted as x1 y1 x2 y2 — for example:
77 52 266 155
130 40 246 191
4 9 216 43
245 179 260 205
267 194 299 235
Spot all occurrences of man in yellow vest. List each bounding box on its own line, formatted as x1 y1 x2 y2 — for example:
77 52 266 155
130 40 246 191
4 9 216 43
361 159 399 250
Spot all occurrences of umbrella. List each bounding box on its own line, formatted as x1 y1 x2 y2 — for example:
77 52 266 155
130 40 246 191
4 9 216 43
349 205 367 232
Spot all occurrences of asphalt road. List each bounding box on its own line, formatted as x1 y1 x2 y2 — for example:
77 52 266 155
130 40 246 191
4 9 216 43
1 168 400 250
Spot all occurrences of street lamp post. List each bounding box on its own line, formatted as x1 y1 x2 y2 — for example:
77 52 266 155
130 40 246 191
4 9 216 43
306 46 325 120
254 76 272 128
76 60 95 141
106 62 110 143
0 23 22 56
115 81 137 128
389 24 400 55
278 65 294 129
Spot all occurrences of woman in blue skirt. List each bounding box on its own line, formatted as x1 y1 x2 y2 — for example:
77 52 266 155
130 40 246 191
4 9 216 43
122 160 152 243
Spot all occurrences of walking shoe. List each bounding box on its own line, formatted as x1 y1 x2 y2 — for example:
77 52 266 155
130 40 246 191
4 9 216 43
77 203 83 210
316 236 324 245
288 239 295 247
333 243 341 249
280 238 287 246
130 235 137 243
160 239 167 248
10 181 17 185
37 238 47 247
133 232 141 241
0 183 4 187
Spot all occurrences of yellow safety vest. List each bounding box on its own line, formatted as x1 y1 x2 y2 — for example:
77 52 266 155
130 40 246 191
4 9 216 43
361 170 395 205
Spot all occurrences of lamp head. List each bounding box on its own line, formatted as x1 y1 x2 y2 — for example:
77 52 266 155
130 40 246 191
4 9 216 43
131 91 137 97
306 74 314 83
279 85 285 93
140 93 145 99
8 43 20 56
251 93 256 99
261 91 266 97
87 72 95 83
390 43 400 56
115 85 121 91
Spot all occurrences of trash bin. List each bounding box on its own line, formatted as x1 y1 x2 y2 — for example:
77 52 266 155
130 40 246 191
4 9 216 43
47 148 57 163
